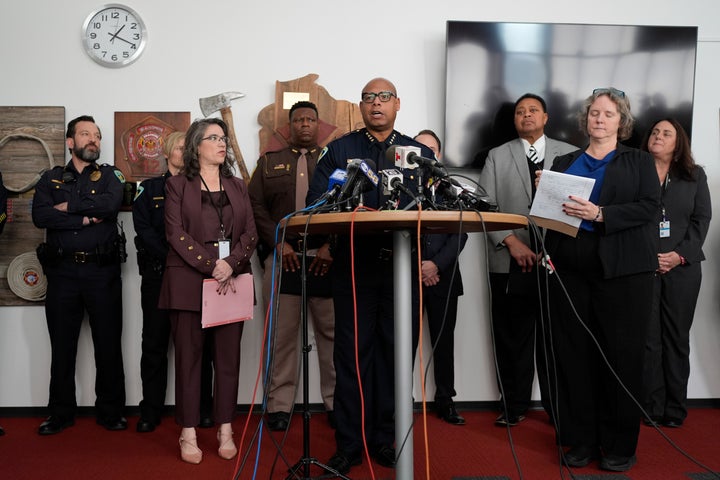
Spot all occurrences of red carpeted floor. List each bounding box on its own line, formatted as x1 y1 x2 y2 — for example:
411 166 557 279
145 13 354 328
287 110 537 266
1 409 719 479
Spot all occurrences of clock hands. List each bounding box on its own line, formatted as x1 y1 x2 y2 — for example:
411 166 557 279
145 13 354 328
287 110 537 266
108 24 126 43
107 28 136 48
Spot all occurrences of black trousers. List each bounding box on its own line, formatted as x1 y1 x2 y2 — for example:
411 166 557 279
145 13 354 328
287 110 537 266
549 231 652 457
422 289 459 403
643 263 702 421
489 272 550 417
139 275 214 423
331 247 419 455
44 261 125 420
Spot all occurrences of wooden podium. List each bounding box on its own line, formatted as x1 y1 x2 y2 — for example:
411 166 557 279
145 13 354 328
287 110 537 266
284 210 527 479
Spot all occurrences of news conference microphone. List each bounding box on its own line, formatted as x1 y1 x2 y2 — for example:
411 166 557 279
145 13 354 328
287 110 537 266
380 169 418 201
380 168 403 195
349 159 379 208
385 145 421 170
335 159 363 204
315 168 347 203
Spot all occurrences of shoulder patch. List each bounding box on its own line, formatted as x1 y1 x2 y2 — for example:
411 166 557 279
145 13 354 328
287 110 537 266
317 146 329 163
134 184 145 201
113 170 126 183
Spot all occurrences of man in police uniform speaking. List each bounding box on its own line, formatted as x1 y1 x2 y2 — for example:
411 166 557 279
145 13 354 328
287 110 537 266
32 115 127 435
306 78 434 475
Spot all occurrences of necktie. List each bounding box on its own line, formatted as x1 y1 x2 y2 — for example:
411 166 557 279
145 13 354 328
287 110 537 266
295 148 309 210
527 145 540 164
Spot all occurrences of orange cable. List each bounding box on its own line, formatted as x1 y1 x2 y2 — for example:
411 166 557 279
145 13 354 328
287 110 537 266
416 204 431 479
350 206 377 480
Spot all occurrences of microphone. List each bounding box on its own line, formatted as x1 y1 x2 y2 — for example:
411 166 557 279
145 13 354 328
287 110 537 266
406 151 442 169
349 159 379 208
335 159 363 205
380 169 417 200
385 145 421 170
380 168 403 196
317 168 347 202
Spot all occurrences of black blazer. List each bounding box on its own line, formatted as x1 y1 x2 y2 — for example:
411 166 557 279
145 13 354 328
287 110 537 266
659 166 711 264
422 233 468 298
546 143 661 279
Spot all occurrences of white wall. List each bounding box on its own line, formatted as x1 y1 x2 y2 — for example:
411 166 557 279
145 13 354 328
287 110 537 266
1 0 719 409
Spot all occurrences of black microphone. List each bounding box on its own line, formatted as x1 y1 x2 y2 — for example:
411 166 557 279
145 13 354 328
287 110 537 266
406 151 441 169
348 159 379 209
335 159 363 205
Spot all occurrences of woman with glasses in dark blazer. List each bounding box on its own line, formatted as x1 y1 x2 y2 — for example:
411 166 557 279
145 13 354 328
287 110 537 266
159 118 257 464
538 88 660 472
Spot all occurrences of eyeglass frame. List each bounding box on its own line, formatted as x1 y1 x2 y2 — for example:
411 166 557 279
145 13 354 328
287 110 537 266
361 91 397 103
593 87 625 98
201 134 230 144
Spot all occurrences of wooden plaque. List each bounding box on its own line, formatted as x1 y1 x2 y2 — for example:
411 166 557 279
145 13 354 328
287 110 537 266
114 112 191 184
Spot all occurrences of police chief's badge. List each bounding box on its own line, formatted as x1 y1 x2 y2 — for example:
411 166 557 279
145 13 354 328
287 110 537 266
90 170 102 182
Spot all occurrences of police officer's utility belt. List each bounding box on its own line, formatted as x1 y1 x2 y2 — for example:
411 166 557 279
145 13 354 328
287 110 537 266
36 242 121 267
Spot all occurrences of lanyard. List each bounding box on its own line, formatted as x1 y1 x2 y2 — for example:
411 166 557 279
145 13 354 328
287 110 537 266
199 172 226 240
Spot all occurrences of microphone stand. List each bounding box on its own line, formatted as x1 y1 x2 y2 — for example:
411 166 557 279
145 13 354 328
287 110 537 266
286 243 351 480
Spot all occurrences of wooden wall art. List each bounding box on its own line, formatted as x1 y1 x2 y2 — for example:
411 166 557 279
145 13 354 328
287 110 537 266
0 106 65 306
257 73 365 156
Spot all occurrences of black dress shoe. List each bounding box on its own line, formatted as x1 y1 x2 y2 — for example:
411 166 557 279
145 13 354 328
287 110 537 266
663 416 684 428
0 425 5 436
327 410 337 429
136 418 156 433
266 411 290 431
563 445 598 468
199 415 214 428
494 412 525 427
372 445 396 468
600 453 636 472
327 450 361 474
437 402 466 425
642 415 663 426
97 416 128 431
38 416 74 435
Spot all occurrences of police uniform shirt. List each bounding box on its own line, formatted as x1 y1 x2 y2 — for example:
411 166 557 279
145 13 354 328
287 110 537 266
32 162 124 252
133 172 170 262
306 128 435 210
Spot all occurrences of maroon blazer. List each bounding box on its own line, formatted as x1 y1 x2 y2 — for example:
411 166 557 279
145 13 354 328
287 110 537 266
158 174 258 312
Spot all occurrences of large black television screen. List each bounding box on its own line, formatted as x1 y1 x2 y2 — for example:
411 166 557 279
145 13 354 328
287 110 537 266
444 21 698 168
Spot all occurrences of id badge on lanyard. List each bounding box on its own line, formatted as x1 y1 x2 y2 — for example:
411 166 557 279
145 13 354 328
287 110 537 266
659 207 670 238
218 239 230 258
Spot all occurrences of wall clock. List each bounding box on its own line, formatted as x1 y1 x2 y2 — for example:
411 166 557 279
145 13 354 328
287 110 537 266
82 4 147 68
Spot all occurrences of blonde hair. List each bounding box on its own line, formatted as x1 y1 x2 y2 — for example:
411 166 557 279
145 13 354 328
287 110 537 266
578 89 634 141
163 131 186 159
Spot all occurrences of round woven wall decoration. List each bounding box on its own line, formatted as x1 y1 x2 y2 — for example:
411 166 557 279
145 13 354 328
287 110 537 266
7 251 47 301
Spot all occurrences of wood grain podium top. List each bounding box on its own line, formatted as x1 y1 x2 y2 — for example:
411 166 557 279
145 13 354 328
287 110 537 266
282 210 527 235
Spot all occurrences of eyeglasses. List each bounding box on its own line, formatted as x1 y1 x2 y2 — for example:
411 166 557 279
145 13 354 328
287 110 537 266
201 135 229 144
593 88 625 98
361 91 396 103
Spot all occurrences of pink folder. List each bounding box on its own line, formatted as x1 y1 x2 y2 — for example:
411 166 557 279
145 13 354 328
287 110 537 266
201 273 254 328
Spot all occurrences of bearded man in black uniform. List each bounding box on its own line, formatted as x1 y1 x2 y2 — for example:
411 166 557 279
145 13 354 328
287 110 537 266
32 115 127 435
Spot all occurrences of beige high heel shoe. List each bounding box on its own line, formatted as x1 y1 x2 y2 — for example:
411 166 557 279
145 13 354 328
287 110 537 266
217 428 237 460
179 435 203 464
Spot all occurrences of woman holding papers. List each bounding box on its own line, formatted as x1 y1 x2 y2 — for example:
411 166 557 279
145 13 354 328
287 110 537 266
640 119 711 428
159 118 257 464
540 88 660 472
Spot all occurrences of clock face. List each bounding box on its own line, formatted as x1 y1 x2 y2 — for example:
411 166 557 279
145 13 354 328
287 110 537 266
82 4 147 68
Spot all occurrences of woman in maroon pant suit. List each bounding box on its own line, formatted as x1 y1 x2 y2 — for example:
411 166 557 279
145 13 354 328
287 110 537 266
159 118 257 464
